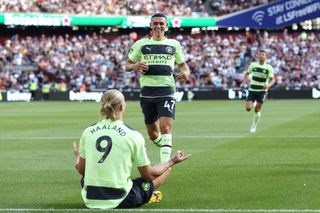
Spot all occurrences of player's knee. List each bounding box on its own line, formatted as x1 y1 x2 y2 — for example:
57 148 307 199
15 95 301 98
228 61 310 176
245 102 252 111
255 104 262 112
148 131 159 141
160 124 172 134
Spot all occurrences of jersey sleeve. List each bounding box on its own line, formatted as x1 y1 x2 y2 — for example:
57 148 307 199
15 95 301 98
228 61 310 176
128 40 142 63
79 131 86 158
132 133 151 167
268 65 274 78
247 62 254 74
174 41 185 65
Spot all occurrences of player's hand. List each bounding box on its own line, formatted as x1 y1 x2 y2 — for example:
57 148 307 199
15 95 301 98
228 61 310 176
263 85 269 91
73 142 80 157
176 71 189 83
134 61 148 74
171 151 191 164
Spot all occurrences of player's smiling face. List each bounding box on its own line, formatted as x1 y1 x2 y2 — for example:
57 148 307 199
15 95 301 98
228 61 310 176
258 51 266 63
150 17 168 39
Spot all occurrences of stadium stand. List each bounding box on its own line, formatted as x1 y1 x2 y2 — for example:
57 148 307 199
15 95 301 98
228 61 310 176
206 0 274 16
0 0 275 16
0 0 319 94
0 30 319 92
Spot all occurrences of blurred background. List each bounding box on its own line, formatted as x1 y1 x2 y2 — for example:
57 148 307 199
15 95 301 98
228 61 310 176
1 2 319 210
0 0 319 101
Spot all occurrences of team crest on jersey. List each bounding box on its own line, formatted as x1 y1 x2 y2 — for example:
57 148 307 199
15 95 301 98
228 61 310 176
141 182 151 191
165 46 174 54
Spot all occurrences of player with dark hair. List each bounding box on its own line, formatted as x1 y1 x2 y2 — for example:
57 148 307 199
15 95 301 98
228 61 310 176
126 13 190 162
242 50 275 133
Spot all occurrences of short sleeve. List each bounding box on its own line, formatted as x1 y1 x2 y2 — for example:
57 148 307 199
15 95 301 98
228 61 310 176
128 40 142 63
175 41 185 65
268 65 274 78
132 133 151 167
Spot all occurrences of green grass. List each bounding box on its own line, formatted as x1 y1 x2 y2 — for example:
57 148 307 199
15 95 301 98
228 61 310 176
0 100 320 212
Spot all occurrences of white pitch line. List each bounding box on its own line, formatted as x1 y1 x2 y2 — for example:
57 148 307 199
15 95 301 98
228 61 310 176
0 136 79 140
1 209 320 212
0 136 317 140
168 135 318 139
0 135 319 140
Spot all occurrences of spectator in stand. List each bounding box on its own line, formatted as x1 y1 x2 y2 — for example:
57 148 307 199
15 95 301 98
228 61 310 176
0 0 207 16
0 30 319 92
0 0 276 17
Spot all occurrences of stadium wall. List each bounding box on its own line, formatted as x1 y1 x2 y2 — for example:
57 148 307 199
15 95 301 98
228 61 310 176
1 88 319 102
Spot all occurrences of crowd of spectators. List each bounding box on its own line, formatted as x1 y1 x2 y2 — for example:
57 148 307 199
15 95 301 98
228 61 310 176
0 0 274 17
0 29 319 93
177 29 320 90
207 0 273 16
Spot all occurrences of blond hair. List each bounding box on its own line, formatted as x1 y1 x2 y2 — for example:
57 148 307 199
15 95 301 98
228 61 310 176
100 89 124 121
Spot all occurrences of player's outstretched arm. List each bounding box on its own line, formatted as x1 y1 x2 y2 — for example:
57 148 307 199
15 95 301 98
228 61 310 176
138 151 191 181
171 150 191 164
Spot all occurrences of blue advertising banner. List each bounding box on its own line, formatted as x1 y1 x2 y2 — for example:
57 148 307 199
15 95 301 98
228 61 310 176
216 0 320 29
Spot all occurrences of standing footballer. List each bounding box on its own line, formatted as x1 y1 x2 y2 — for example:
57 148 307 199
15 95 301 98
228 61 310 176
126 13 190 162
242 49 275 133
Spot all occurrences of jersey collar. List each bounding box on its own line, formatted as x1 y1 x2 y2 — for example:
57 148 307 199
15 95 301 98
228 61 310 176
150 37 167 42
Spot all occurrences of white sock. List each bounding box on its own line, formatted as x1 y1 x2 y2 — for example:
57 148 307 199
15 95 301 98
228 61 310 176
152 134 162 147
253 111 261 127
159 134 172 163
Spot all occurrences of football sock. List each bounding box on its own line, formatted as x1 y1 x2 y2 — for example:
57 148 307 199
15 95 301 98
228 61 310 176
253 111 261 127
152 134 162 147
159 134 172 163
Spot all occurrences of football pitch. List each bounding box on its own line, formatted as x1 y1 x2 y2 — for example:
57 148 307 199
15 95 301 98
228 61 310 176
0 99 319 213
